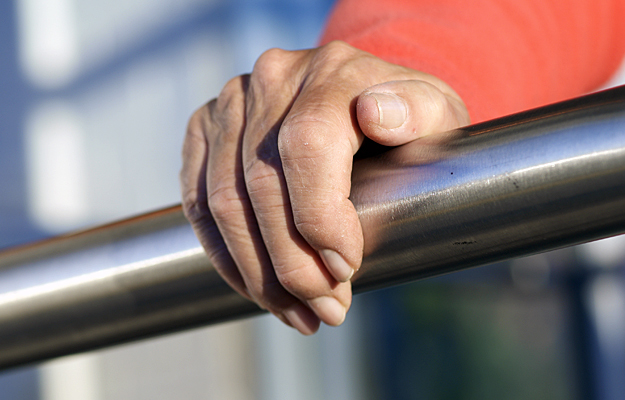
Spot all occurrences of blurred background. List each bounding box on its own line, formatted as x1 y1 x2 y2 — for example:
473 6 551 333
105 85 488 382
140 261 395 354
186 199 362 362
0 0 624 399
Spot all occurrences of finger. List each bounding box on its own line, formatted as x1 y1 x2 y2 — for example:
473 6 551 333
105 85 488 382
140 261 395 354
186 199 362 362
242 48 352 327
278 106 363 284
180 102 249 299
203 75 321 334
356 79 471 146
272 43 373 290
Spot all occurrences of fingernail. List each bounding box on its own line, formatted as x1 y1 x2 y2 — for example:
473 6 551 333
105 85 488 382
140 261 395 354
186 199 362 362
369 92 407 129
276 313 293 327
308 296 346 326
320 249 354 282
283 303 319 335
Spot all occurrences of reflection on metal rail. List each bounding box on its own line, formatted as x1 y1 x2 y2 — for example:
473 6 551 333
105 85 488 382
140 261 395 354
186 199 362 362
1 86 625 370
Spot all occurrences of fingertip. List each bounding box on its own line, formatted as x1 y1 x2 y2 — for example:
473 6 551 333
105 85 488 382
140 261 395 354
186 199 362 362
282 302 321 335
362 92 407 129
308 296 347 327
357 91 409 146
358 80 469 146
319 249 354 282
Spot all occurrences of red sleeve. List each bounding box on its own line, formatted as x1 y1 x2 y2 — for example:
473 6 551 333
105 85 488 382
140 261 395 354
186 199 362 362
320 0 625 123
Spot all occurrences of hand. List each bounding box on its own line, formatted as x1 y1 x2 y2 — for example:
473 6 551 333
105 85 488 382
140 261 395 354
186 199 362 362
180 41 469 334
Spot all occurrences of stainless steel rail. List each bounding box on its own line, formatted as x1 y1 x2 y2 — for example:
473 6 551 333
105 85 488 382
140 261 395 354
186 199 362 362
1 86 625 370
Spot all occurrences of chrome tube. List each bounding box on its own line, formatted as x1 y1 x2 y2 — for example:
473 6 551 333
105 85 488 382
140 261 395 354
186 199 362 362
1 86 625 369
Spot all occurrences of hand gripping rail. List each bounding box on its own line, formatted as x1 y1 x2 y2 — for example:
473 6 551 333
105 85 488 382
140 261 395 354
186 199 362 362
1 86 625 370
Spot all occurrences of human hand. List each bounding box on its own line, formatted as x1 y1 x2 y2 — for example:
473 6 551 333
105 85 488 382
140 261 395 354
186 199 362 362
180 41 469 334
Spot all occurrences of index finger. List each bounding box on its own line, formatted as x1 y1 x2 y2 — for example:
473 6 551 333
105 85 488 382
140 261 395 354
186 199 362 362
277 56 367 284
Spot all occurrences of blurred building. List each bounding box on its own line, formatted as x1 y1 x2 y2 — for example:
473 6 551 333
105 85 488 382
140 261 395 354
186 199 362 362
0 1 624 399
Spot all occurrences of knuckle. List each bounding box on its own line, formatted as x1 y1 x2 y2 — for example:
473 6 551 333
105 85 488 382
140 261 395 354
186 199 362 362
413 81 451 129
222 75 246 95
292 211 326 242
429 85 450 112
185 103 211 141
318 40 357 60
255 47 288 69
209 76 248 129
187 106 205 131
217 75 248 112
421 81 446 106
207 185 242 222
428 94 448 123
252 47 290 85
181 187 208 226
291 203 342 249
311 41 369 80
431 95 455 129
244 159 278 195
278 118 335 161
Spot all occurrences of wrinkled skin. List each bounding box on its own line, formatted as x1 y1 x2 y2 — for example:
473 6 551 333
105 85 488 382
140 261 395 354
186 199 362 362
180 41 470 334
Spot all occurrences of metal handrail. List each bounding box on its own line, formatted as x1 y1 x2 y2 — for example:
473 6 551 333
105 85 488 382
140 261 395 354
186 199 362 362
1 86 625 370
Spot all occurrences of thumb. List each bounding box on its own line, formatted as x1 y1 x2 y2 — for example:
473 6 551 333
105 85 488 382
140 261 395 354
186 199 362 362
356 80 470 146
